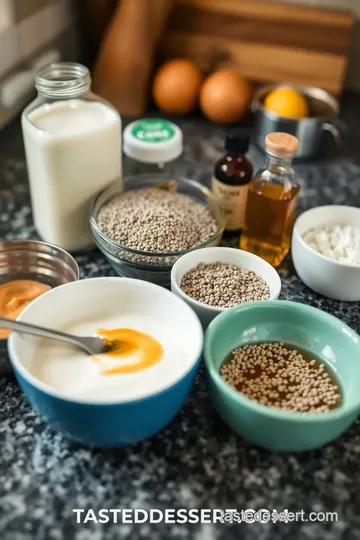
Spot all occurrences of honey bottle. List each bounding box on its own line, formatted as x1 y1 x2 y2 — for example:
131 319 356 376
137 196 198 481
240 132 299 267
212 132 253 234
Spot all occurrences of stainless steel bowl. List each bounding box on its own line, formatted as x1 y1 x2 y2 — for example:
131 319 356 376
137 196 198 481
0 240 80 365
252 84 343 159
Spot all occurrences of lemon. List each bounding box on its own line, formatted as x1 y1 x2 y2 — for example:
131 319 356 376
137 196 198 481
264 87 309 119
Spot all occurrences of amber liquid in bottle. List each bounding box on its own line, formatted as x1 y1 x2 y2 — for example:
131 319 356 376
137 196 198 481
240 133 299 267
241 179 299 266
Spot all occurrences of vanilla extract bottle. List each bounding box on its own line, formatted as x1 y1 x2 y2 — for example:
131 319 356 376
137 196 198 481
212 133 253 235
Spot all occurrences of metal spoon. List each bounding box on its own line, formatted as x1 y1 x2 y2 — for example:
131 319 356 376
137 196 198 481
0 316 111 355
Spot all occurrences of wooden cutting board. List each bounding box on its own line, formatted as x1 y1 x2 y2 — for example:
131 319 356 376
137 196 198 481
157 0 354 95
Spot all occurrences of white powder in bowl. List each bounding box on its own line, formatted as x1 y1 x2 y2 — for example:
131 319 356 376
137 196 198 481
302 224 360 266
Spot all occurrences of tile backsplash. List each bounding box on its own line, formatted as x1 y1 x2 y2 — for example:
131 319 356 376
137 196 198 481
0 0 78 127
0 0 14 33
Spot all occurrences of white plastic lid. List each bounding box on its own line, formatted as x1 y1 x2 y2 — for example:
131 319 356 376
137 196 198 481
123 118 183 164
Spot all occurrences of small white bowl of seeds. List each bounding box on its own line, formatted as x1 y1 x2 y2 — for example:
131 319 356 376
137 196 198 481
171 247 281 328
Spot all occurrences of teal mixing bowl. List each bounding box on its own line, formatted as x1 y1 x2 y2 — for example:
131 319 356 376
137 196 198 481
204 300 360 452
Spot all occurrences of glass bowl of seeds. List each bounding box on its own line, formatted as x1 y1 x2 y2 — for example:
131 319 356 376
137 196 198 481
204 300 360 452
171 247 281 328
90 175 225 287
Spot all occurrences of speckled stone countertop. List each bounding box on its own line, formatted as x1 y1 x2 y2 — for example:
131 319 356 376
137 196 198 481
2 95 360 540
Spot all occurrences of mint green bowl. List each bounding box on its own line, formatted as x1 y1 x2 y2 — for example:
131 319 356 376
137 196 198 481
204 300 360 452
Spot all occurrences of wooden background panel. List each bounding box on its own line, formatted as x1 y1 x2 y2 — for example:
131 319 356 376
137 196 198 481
166 5 351 55
159 32 346 92
158 0 355 95
176 0 353 26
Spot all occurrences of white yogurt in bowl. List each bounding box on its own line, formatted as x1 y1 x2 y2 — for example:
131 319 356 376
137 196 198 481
31 312 189 402
9 278 203 404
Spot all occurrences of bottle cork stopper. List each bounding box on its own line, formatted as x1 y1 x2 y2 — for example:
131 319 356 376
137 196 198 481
265 132 299 155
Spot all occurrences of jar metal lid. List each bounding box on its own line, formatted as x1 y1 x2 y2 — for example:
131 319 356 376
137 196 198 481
123 118 183 164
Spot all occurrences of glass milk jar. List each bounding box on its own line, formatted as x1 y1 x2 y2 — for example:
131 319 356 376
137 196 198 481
22 62 122 252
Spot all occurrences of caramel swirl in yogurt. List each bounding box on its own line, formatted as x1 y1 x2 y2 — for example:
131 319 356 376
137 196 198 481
93 328 163 375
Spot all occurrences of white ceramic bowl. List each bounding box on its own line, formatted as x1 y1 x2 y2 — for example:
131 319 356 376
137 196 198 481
292 205 360 301
171 247 281 328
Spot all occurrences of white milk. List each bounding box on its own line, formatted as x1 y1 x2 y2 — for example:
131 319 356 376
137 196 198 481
29 313 189 403
22 99 122 251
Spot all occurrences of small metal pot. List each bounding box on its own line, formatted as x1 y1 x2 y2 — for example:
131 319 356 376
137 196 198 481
252 84 343 159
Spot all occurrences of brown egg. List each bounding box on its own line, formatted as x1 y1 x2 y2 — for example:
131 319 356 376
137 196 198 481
152 59 203 115
200 70 252 124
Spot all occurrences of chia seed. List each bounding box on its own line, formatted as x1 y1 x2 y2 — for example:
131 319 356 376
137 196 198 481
180 262 270 308
220 342 341 413
97 187 218 254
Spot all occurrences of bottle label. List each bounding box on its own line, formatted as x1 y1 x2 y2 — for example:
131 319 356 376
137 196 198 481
131 119 175 143
211 176 249 231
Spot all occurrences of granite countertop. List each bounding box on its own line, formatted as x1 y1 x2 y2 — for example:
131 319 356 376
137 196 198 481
2 95 360 540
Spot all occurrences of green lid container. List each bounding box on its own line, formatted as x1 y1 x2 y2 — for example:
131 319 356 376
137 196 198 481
123 118 183 167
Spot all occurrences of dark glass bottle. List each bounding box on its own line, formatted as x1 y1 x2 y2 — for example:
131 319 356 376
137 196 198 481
212 132 253 234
